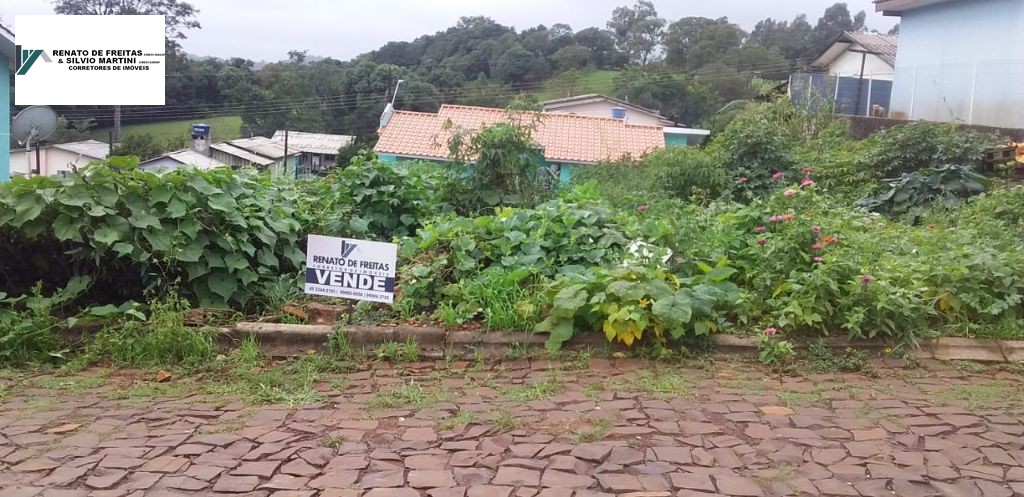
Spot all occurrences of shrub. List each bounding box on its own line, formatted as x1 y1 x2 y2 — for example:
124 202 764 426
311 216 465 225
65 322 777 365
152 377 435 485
536 261 741 351
82 295 217 368
855 164 988 222
0 159 305 308
861 121 1000 177
709 104 799 200
0 276 89 365
648 148 730 203
454 267 546 331
304 155 442 241
399 200 630 307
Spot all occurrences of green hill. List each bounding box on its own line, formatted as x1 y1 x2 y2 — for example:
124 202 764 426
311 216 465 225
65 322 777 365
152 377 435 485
89 115 243 145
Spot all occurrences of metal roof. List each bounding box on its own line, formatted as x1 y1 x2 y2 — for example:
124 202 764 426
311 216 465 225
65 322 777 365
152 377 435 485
164 149 231 169
812 31 899 68
52 140 109 160
541 94 676 126
270 130 355 155
210 142 275 166
228 136 298 160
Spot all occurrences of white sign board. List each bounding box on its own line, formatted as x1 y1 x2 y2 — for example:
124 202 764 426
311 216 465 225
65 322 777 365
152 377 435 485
304 235 397 304
15 15 166 105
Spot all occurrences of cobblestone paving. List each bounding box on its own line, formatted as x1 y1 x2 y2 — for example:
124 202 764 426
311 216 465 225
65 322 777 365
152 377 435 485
2 357 1024 497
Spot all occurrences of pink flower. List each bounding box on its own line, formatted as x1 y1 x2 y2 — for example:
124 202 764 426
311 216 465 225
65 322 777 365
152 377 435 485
782 214 795 222
757 238 767 246
754 226 766 233
784 189 798 197
812 243 823 251
822 235 839 244
811 225 821 234
763 327 778 336
800 178 816 187
769 215 782 223
861 274 874 285
738 176 749 184
814 256 825 263
637 204 650 213
802 167 814 174
772 171 784 181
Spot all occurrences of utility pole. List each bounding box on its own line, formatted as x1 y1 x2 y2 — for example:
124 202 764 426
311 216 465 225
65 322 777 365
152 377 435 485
113 105 122 142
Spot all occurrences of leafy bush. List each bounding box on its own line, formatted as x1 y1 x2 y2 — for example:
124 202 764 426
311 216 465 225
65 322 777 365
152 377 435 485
536 261 741 351
81 295 217 368
399 200 630 307
861 121 999 177
444 117 551 214
709 105 799 200
0 277 89 365
0 159 305 308
648 148 730 203
856 164 988 221
304 155 442 241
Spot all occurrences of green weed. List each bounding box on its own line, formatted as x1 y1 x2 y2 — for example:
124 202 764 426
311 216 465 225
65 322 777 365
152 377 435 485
376 339 420 362
573 418 612 443
505 379 561 402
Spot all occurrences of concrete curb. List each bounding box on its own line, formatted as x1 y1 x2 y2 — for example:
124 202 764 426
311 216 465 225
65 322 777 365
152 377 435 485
226 322 1023 363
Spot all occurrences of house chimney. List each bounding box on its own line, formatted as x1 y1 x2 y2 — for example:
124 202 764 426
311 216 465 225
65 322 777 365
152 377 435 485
611 107 627 120
191 123 211 156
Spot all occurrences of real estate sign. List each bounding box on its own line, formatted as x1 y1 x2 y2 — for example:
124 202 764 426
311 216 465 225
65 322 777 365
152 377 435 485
304 234 397 304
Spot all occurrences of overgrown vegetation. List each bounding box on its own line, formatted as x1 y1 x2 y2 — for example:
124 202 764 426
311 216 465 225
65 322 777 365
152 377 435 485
1 99 1019 369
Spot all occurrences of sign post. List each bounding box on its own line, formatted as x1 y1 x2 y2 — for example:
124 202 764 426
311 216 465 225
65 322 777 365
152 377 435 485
304 234 397 304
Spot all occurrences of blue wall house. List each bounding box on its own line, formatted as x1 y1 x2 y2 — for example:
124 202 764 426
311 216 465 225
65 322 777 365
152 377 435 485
878 0 1024 128
1 24 15 183
375 104 708 183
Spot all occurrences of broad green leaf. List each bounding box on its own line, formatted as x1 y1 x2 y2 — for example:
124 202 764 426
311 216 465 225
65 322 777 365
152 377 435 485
652 292 693 331
225 253 249 272
207 271 239 301
207 193 237 212
165 197 188 218
93 226 121 245
186 261 209 281
552 284 587 317
177 239 206 262
112 242 135 256
238 268 259 286
142 230 173 252
149 184 173 204
128 210 161 230
52 214 81 242
349 217 369 234
257 248 279 268
12 198 42 227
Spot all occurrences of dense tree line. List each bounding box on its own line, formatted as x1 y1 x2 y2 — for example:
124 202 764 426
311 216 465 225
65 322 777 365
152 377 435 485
40 0 880 143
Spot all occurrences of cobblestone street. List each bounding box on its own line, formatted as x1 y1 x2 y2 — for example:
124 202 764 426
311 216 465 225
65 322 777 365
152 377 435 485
2 357 1024 497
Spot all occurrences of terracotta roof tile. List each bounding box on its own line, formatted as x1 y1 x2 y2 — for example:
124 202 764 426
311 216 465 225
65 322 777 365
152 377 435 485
375 104 665 164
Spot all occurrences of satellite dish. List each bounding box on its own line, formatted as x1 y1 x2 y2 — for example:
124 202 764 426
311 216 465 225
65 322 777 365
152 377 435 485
12 106 59 145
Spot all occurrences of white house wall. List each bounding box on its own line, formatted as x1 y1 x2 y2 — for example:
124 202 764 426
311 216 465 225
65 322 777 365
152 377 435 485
828 48 894 80
543 101 666 126
10 148 99 177
889 0 1024 128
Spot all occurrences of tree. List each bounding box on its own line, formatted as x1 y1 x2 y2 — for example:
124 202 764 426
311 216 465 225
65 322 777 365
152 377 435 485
749 14 817 62
574 27 626 69
111 133 164 161
613 70 716 126
811 3 867 53
287 50 308 64
721 45 791 80
887 23 900 36
664 17 745 70
551 45 593 71
607 1 666 66
493 44 537 83
51 0 200 40
47 117 96 145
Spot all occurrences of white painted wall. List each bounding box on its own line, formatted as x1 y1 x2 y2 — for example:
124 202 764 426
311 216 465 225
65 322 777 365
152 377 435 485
9 148 101 176
828 47 894 80
890 0 1024 128
544 101 667 126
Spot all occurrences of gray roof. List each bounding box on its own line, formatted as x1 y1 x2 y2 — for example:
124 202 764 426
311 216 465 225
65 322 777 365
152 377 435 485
812 31 898 68
271 130 355 155
53 140 109 160
140 149 231 171
875 0 958 15
210 142 276 166
228 136 298 160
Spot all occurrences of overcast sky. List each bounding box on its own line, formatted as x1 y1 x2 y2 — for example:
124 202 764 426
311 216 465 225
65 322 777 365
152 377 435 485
2 0 897 61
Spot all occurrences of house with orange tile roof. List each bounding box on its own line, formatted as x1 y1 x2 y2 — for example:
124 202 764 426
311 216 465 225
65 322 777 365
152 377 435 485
374 104 708 183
